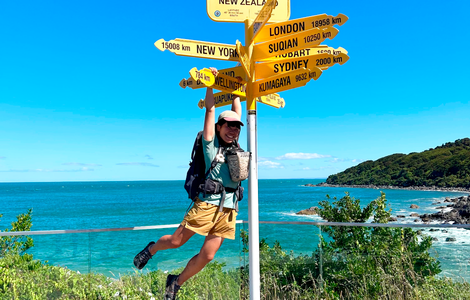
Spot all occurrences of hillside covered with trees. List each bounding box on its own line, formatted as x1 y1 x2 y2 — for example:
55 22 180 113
326 138 470 188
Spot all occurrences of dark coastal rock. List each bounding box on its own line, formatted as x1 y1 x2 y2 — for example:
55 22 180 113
432 202 441 205
429 229 439 232
435 206 447 209
446 237 457 242
442 230 448 233
432 237 439 241
410 204 419 209
397 215 406 218
410 213 419 217
296 206 319 215
420 195 470 224
414 219 420 222
389 217 397 222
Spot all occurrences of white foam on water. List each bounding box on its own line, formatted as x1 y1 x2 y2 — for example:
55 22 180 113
283 212 323 221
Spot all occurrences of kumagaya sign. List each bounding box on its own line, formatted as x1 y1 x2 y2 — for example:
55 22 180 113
207 0 290 23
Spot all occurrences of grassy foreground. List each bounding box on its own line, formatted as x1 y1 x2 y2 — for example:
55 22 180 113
3 194 470 299
1 252 470 300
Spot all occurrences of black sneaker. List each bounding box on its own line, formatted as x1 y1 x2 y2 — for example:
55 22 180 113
164 274 181 300
133 241 155 269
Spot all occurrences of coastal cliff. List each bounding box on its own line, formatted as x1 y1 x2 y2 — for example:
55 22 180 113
325 138 470 189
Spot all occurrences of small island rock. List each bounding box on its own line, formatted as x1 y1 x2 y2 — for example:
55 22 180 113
296 206 319 215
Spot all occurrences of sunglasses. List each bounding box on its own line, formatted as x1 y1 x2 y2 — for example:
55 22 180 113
226 121 241 130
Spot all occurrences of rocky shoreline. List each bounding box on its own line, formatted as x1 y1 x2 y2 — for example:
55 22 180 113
306 182 470 193
420 195 470 224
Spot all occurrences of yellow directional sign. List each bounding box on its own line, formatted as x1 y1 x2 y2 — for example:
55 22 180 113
255 52 349 78
253 68 321 97
198 92 246 109
212 73 247 97
155 38 239 61
189 68 247 97
258 46 348 61
252 26 339 61
206 0 290 23
198 92 284 109
236 40 251 79
179 78 205 89
218 65 245 78
254 13 348 43
189 68 216 86
250 0 276 41
257 93 285 108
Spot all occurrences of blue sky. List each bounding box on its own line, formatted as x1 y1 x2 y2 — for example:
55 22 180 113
1 0 469 182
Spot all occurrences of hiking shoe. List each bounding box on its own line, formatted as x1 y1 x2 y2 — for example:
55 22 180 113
133 241 155 269
164 274 181 300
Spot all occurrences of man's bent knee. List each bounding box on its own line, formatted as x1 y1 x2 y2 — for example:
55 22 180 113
200 252 216 262
168 237 184 248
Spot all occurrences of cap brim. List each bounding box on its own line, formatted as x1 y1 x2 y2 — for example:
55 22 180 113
223 117 244 126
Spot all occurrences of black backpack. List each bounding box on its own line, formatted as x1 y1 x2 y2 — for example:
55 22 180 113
184 131 243 211
184 131 207 201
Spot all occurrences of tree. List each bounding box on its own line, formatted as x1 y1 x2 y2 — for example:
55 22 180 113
316 192 441 296
0 209 34 257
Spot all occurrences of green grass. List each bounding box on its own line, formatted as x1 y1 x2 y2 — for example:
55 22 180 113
2 253 470 299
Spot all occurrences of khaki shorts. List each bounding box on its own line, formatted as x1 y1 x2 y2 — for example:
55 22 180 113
181 198 238 240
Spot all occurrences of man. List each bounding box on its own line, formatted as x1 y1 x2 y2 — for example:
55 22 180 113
133 68 243 300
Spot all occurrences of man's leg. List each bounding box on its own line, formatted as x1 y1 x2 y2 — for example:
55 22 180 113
134 225 196 269
149 225 196 255
177 234 224 285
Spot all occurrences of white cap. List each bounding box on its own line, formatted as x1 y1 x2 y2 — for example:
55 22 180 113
217 110 244 126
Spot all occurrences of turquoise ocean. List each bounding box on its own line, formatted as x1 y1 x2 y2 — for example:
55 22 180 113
1 179 470 279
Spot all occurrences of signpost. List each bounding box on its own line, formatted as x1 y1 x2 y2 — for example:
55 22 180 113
206 0 290 23
197 92 285 109
189 68 247 97
252 26 339 61
258 46 348 61
155 38 239 61
154 1 348 299
253 13 348 43
255 52 349 78
253 67 322 97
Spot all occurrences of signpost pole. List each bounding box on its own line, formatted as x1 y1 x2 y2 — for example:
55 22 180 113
245 18 261 300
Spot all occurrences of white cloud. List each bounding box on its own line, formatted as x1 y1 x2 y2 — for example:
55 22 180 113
145 155 153 160
294 166 335 171
116 162 159 167
276 153 331 160
259 161 284 169
352 159 365 163
329 158 365 163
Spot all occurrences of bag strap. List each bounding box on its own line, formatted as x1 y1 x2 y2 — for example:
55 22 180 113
203 146 224 198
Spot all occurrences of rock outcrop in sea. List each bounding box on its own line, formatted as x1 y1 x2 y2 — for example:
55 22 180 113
420 195 470 224
296 206 319 215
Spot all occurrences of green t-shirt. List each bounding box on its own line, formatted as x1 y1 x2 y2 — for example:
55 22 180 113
198 135 238 209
